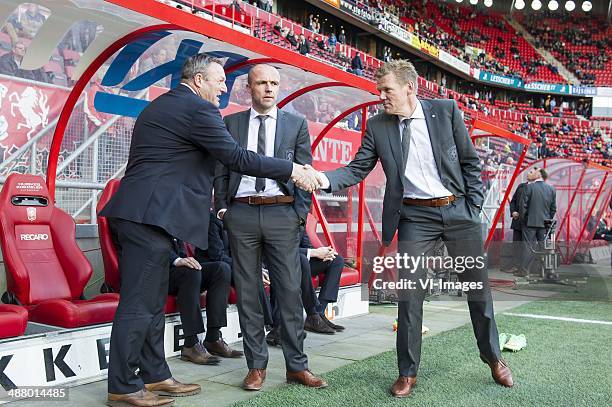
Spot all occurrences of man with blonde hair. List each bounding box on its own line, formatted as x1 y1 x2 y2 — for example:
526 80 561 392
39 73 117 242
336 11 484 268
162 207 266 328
316 59 513 397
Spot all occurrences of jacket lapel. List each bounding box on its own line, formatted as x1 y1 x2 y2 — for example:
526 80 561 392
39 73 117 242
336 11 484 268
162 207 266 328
384 114 404 178
238 109 250 147
421 99 442 173
274 109 286 158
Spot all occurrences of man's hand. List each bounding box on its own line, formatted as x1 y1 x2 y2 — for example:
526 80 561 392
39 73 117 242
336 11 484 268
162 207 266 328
512 211 519 220
175 257 202 270
292 164 321 192
311 246 337 262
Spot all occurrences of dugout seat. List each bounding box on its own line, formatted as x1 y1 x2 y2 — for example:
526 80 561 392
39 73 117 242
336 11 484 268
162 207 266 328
0 304 28 339
305 213 360 287
96 179 237 313
0 174 118 328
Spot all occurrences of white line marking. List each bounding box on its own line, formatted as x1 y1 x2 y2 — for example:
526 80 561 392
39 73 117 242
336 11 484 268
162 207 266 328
503 312 612 325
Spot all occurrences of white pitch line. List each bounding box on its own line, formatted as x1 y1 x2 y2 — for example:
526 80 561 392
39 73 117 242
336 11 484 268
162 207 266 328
503 312 612 325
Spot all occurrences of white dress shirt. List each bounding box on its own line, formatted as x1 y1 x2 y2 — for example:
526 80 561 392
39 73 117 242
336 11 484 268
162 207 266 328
398 100 452 199
318 101 452 199
235 106 284 198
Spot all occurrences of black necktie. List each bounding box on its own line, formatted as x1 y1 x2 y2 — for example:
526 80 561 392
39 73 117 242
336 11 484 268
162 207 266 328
401 118 413 188
255 115 268 193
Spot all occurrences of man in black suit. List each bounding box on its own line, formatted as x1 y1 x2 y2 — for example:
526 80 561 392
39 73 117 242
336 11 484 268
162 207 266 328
315 60 513 397
168 223 243 366
215 64 326 391
517 168 557 278
100 55 320 407
505 180 530 272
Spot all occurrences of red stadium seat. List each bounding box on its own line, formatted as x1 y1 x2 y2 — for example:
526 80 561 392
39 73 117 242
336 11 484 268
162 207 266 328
0 304 28 339
305 214 360 287
96 179 234 313
0 174 118 328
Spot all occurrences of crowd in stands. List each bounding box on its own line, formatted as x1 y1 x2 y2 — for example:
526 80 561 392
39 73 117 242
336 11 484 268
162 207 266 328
0 1 609 168
518 11 611 86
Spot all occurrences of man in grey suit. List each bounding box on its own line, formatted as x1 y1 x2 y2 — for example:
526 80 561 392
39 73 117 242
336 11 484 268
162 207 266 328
316 60 513 397
518 168 557 278
215 64 326 391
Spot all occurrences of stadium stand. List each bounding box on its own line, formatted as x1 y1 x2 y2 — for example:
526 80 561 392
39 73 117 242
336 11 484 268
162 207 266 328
516 11 612 86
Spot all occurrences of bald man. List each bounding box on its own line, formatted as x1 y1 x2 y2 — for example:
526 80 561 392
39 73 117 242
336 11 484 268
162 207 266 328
214 65 326 391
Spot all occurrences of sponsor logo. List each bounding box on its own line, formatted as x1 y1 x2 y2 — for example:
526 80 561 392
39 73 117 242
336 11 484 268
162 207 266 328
27 207 36 221
20 233 48 241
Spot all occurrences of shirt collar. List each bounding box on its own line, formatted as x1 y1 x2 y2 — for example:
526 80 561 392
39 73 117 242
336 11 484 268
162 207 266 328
250 106 278 121
397 100 425 124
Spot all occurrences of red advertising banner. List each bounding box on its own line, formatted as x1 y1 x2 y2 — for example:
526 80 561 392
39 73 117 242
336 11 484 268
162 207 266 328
0 76 69 161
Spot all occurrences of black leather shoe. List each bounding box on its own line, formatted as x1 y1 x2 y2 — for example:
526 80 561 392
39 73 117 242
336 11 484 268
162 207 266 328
266 327 281 346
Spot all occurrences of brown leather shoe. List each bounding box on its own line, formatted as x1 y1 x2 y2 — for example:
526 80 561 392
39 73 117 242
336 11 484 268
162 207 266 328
107 389 174 407
204 338 244 358
304 314 335 335
242 368 266 391
144 377 201 397
286 370 328 388
480 355 514 387
181 342 221 365
390 376 416 398
320 314 345 331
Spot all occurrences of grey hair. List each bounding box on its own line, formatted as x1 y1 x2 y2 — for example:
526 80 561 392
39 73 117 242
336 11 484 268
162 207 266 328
376 59 418 91
180 53 223 81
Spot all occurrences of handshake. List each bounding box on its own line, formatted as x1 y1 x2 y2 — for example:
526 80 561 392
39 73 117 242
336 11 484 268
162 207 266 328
291 164 327 193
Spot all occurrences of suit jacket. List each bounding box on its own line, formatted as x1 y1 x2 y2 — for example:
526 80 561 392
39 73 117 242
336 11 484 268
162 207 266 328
214 108 313 222
522 180 557 228
509 182 528 231
194 213 233 266
299 231 314 256
99 85 293 249
325 99 483 245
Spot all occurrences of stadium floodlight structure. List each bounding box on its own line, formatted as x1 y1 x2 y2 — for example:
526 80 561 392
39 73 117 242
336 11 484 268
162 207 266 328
582 1 592 11
532 0 543 9
515 0 526 10
565 0 576 10
548 0 559 10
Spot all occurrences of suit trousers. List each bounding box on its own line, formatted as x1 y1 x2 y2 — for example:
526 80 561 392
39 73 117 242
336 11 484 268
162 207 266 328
168 260 231 337
224 202 307 372
271 253 319 328
107 218 172 394
395 197 501 377
521 227 546 273
309 255 344 305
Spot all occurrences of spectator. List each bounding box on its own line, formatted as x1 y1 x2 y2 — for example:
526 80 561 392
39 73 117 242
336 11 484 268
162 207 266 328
286 29 297 47
328 33 337 49
4 4 46 44
338 29 346 44
139 48 170 87
297 34 310 55
351 52 364 76
0 41 48 82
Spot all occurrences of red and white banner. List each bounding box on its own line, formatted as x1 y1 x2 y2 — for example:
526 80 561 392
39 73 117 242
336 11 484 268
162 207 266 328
0 75 69 161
